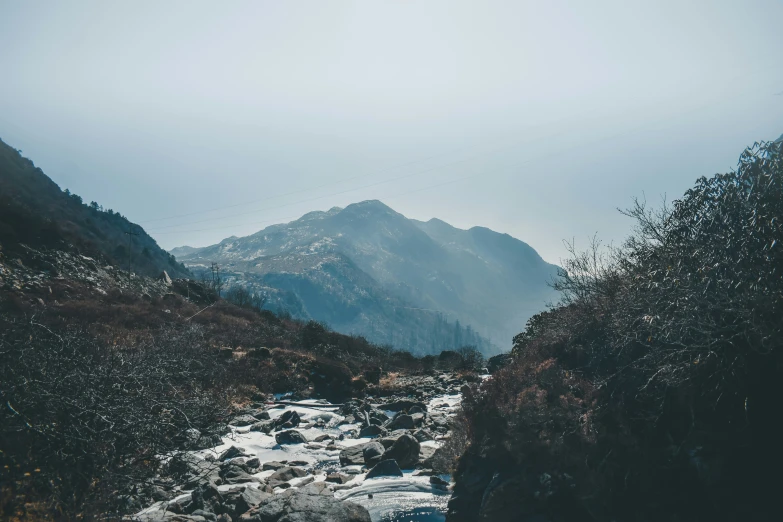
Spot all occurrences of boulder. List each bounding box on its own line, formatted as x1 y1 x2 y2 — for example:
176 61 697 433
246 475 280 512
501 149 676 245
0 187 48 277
275 430 307 445
267 466 308 488
221 463 260 485
362 441 386 468
419 445 437 469
339 442 371 466
231 415 261 427
241 489 371 522
273 410 301 431
262 461 286 471
366 459 404 479
381 433 420 469
219 446 247 462
250 421 275 433
359 424 386 438
413 429 434 442
222 486 273 519
325 472 354 484
386 413 415 430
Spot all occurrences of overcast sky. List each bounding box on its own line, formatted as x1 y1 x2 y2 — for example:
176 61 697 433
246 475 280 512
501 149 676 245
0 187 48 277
1 0 782 264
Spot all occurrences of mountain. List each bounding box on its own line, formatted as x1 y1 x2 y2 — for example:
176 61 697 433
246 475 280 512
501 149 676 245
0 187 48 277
0 137 189 279
174 200 559 355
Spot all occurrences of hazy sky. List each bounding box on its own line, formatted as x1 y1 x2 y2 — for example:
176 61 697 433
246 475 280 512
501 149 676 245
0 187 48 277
1 0 781 264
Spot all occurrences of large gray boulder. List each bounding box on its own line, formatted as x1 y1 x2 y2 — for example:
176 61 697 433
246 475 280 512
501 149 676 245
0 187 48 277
362 441 386 467
275 430 307 445
366 459 403 479
339 442 371 466
381 433 420 469
242 489 371 521
268 466 308 488
386 413 415 430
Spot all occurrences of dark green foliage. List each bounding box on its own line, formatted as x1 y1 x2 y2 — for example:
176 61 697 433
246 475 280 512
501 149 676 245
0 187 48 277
0 137 189 278
459 138 783 521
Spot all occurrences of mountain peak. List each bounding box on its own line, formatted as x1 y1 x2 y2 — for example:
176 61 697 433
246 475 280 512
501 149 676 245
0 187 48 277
342 200 394 213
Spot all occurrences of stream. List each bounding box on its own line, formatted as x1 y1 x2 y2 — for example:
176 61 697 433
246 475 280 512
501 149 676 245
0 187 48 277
135 378 467 522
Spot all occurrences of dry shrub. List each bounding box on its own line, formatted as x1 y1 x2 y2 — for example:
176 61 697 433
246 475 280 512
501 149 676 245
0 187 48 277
458 138 783 521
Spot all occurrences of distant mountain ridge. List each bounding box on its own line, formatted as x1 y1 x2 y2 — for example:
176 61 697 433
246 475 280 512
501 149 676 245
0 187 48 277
174 200 558 355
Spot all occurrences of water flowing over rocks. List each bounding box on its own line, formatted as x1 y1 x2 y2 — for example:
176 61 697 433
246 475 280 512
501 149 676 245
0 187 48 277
132 373 473 522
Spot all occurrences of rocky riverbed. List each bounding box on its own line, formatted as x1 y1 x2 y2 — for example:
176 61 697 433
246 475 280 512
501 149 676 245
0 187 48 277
132 373 474 522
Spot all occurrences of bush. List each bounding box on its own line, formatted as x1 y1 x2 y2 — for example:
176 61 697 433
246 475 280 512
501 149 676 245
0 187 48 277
0 317 228 519
459 138 783 521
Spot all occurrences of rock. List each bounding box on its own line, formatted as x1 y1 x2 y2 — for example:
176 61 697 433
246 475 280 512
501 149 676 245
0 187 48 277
250 421 275 433
195 433 224 450
262 461 286 471
275 430 307 445
386 413 415 430
231 415 261 427
242 408 270 420
183 428 202 446
171 454 221 488
339 442 371 466
190 482 223 513
359 424 386 438
362 441 386 467
366 459 404 479
219 446 247 461
245 458 260 469
269 467 308 483
191 510 217 521
248 347 272 359
379 431 408 449
325 472 353 484
413 429 434 442
299 482 334 496
377 400 427 413
161 270 173 286
221 463 260 485
410 412 426 427
381 433 420 469
241 490 371 522
430 475 450 487
273 410 301 430
419 445 437 468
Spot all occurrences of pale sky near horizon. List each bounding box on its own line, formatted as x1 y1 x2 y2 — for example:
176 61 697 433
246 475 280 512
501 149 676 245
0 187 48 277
1 1 782 264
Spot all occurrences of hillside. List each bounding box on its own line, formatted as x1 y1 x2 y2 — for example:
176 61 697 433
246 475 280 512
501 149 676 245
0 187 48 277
0 137 189 279
174 201 559 355
449 137 783 521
